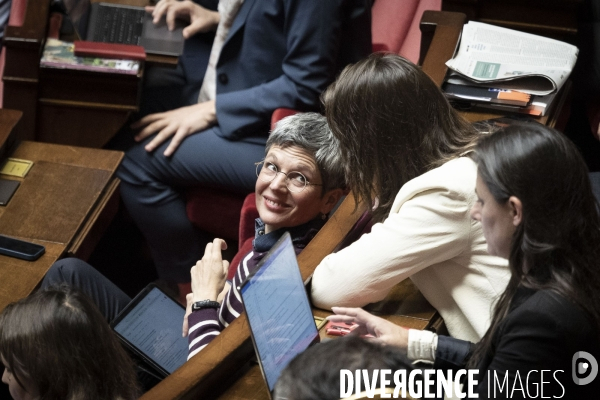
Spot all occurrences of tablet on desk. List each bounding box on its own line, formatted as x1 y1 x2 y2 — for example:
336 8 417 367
111 284 188 378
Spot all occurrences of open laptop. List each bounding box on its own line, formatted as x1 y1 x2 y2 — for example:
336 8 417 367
61 1 185 56
110 283 189 378
239 232 320 397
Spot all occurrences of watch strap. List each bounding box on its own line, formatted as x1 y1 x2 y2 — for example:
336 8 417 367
191 300 220 312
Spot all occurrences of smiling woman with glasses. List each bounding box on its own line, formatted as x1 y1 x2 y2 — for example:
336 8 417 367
184 112 346 359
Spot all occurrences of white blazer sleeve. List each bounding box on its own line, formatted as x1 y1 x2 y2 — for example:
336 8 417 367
311 186 472 309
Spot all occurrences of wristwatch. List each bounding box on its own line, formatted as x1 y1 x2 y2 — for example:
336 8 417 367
191 300 220 312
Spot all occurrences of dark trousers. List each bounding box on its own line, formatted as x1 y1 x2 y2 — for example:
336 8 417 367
41 258 131 322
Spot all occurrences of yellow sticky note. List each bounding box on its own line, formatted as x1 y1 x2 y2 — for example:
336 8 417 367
314 316 327 331
0 158 33 178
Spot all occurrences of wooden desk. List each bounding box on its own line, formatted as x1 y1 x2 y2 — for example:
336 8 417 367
0 109 124 312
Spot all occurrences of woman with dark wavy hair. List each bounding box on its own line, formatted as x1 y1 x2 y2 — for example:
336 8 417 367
330 123 600 398
0 287 139 400
311 53 509 342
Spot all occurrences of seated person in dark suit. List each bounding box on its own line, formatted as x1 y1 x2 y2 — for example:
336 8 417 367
41 113 345 361
115 0 371 291
329 124 600 398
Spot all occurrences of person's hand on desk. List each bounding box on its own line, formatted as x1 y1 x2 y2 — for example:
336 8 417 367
131 100 217 156
328 307 409 352
146 0 220 38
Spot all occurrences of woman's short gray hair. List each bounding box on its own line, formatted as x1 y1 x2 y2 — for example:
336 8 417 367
266 112 346 194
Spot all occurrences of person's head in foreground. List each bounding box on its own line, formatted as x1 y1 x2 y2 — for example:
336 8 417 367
256 112 346 233
0 286 138 400
469 122 600 364
274 336 414 400
323 52 478 221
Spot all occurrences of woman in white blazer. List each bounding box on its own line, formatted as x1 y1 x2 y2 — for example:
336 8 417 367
311 54 509 342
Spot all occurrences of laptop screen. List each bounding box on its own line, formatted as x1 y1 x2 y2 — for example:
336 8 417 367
113 286 188 375
240 233 319 392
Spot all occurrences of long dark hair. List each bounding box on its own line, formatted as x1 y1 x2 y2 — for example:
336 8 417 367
323 53 478 222
469 123 600 367
0 286 139 400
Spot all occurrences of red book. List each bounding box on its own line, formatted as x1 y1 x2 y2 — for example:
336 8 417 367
74 41 146 61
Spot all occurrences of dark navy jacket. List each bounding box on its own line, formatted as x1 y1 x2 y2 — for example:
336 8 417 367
182 0 372 140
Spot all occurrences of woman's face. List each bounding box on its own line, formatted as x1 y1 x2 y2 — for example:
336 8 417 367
255 145 341 234
470 174 518 259
1 356 39 400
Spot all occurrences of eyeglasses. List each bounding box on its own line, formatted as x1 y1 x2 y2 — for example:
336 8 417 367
255 161 322 193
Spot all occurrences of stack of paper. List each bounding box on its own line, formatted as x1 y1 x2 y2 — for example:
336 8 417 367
443 22 578 116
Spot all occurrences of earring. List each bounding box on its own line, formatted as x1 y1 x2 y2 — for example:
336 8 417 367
321 213 327 220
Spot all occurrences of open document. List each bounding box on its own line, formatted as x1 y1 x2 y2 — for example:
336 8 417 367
445 21 578 96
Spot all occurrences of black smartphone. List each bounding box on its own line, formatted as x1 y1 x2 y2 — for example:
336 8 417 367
0 235 45 261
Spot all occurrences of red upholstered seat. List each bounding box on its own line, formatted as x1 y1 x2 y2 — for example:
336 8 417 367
372 0 441 63
237 193 258 246
185 187 250 241
7 0 26 26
